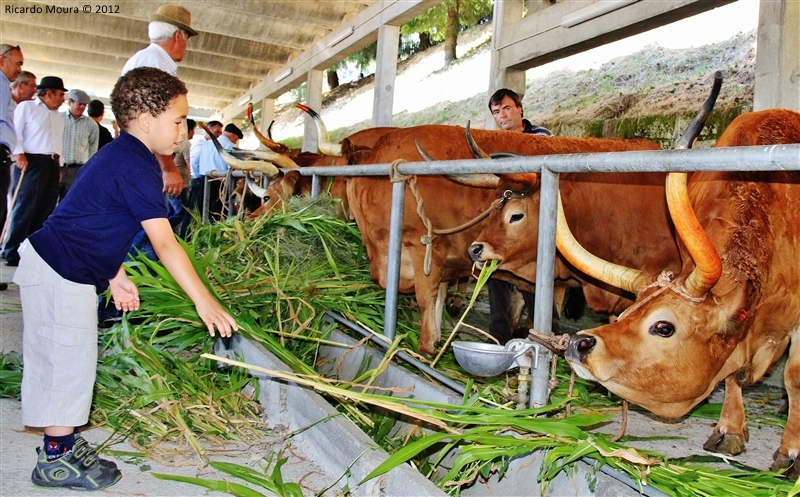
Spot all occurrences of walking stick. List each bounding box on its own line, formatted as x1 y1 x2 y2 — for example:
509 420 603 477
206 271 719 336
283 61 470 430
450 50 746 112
0 166 26 256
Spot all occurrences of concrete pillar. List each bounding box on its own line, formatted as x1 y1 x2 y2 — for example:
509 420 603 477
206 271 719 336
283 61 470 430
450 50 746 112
259 98 275 135
302 69 324 152
371 24 400 127
487 0 526 128
754 0 800 111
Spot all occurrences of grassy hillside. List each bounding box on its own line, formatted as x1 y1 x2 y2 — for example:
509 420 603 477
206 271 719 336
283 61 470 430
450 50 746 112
269 25 756 149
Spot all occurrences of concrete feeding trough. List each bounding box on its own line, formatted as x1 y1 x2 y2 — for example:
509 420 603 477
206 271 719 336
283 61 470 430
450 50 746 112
222 316 672 496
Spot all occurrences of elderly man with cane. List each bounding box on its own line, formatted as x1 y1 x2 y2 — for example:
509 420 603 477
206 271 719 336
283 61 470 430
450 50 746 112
0 44 26 290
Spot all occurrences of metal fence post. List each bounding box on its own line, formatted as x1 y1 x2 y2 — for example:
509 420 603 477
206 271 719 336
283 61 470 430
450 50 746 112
384 174 406 341
531 166 558 408
202 174 210 225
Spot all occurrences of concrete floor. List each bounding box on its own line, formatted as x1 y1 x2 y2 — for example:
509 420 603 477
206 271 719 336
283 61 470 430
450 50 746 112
0 264 336 497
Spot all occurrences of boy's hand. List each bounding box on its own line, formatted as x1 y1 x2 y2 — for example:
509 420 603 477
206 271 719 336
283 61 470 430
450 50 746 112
109 271 140 313
196 298 238 337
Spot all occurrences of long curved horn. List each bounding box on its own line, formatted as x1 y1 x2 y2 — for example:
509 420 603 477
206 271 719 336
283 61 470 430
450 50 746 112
675 71 722 149
234 148 299 170
248 103 288 153
245 173 269 199
444 173 500 188
416 135 499 187
556 193 648 294
465 121 490 158
199 122 280 178
296 103 342 156
667 70 724 297
666 173 721 297
415 139 436 161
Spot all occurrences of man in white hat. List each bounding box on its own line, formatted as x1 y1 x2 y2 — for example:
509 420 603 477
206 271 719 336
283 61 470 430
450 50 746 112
60 89 98 200
121 4 198 199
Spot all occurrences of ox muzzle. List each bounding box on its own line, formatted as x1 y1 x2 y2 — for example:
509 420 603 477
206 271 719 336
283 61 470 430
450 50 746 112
564 333 596 363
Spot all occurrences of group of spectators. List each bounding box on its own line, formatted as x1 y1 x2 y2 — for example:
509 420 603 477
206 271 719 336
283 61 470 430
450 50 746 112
3 4 240 492
1 6 245 271
0 55 119 268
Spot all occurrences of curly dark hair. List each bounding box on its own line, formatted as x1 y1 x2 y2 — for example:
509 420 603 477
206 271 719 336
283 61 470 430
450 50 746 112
111 67 188 130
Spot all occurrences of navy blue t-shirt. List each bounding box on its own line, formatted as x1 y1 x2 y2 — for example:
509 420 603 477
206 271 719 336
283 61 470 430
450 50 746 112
29 132 166 291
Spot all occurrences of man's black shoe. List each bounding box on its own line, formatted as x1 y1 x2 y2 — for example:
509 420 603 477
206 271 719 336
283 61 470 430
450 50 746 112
4 259 18 267
0 282 7 291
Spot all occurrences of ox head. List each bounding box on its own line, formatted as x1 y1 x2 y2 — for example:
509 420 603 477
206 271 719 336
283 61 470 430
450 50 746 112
467 174 548 283
564 73 742 417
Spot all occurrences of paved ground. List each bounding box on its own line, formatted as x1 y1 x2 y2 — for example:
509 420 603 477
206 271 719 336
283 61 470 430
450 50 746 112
0 264 336 497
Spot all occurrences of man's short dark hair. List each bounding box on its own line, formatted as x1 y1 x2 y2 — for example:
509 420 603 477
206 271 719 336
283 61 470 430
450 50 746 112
207 120 222 129
111 67 188 130
186 118 196 131
87 100 105 118
489 88 523 110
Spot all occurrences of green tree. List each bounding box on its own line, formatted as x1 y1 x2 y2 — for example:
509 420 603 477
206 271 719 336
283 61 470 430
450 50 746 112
401 0 493 66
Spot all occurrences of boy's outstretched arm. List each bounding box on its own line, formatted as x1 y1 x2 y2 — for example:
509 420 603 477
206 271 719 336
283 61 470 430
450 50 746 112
141 218 238 337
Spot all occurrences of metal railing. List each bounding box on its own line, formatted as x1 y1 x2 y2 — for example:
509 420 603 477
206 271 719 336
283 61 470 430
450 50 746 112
289 144 800 408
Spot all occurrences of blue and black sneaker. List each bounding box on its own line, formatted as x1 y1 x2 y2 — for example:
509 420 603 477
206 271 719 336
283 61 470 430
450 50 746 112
32 437 121 491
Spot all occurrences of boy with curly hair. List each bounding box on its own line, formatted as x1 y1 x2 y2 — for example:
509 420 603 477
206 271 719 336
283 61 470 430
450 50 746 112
13 67 238 491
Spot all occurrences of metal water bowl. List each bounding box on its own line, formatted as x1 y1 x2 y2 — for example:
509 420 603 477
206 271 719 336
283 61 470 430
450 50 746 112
452 339 540 377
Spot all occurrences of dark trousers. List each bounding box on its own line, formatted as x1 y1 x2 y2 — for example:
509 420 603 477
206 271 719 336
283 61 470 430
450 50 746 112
0 146 11 236
58 164 82 201
2 154 60 262
488 278 535 344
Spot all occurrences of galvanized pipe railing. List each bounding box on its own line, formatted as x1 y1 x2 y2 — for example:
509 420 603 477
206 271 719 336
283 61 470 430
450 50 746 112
233 145 800 406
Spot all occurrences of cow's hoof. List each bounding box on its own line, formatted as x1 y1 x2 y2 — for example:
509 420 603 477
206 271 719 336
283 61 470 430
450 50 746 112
770 452 799 479
702 431 746 456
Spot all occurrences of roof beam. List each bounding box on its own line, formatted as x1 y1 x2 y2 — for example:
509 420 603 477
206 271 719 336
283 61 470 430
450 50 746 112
2 0 298 61
495 0 736 71
221 0 443 119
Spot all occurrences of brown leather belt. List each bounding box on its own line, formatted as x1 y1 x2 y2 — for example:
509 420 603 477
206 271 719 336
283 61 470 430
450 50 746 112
26 153 60 161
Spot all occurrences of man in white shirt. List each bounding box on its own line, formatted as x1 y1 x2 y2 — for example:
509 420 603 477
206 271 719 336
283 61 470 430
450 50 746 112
194 123 242 221
122 4 198 198
59 89 98 200
2 76 65 266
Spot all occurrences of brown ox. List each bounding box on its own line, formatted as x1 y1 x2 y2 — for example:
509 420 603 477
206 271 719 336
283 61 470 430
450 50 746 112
247 105 393 217
466 144 675 316
347 126 664 356
564 108 800 477
251 127 394 217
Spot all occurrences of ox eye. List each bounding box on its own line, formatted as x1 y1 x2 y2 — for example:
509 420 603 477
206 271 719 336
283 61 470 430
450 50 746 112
509 213 524 224
649 320 675 338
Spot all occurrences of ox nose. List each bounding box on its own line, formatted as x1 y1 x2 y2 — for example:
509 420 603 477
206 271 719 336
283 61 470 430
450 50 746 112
565 334 597 362
468 243 484 263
